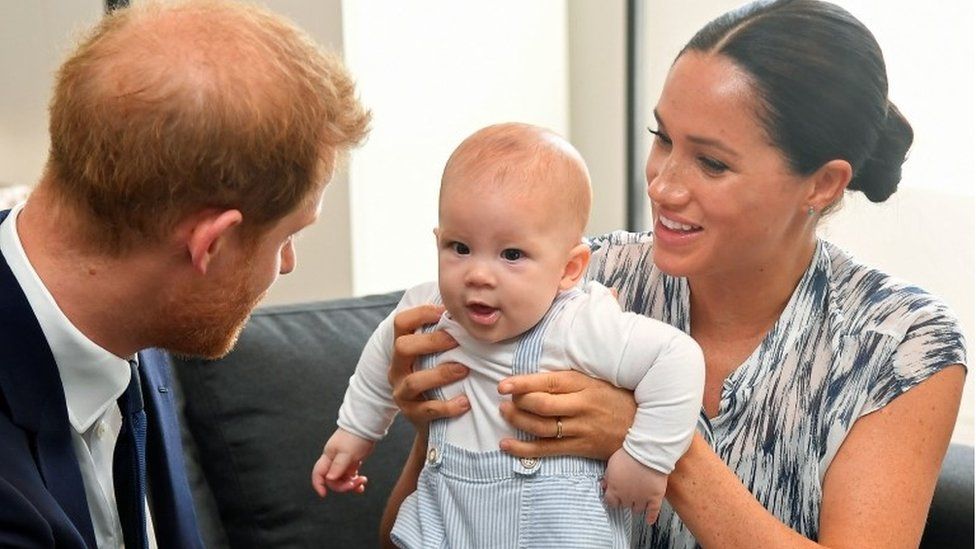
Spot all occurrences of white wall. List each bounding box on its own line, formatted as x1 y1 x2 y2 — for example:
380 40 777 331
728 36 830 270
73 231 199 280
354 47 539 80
254 0 355 305
0 1 102 187
640 0 975 444
0 0 354 305
568 0 628 237
341 0 570 296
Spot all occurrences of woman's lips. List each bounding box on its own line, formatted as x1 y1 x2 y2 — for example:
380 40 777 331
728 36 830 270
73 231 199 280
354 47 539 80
655 214 703 246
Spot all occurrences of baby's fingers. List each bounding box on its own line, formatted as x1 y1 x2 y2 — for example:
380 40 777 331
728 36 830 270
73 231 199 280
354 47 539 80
311 455 332 498
644 500 661 525
326 474 369 494
326 454 353 480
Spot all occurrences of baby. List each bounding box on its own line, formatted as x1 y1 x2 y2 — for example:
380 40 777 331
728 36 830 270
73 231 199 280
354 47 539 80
313 123 705 548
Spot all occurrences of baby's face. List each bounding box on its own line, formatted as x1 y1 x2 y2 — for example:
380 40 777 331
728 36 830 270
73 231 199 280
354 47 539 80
437 183 577 343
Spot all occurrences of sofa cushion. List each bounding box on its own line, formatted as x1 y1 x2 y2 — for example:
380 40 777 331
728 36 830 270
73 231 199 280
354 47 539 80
921 442 974 548
174 291 412 548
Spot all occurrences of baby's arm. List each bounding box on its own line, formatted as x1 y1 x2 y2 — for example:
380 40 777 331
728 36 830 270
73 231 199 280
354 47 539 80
603 448 667 524
313 283 443 496
312 428 373 497
601 322 703 523
564 284 706 523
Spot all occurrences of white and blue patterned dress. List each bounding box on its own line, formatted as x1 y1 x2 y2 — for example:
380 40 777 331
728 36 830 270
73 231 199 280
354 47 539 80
584 231 968 547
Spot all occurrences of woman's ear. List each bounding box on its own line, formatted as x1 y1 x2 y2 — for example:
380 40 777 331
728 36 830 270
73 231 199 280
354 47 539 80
185 209 244 274
808 159 853 212
559 243 591 290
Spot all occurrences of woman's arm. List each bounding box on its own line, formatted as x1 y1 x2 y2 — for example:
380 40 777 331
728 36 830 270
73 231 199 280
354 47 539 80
380 433 428 549
500 366 965 548
378 305 469 548
817 365 965 547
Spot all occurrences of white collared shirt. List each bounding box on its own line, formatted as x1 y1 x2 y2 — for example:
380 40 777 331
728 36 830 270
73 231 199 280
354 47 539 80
0 202 157 548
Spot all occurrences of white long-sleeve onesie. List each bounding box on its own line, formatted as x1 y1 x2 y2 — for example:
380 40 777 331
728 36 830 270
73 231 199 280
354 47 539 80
337 280 704 473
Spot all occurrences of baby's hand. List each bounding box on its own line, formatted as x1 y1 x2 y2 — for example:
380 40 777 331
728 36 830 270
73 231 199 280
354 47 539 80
602 448 668 524
311 428 375 498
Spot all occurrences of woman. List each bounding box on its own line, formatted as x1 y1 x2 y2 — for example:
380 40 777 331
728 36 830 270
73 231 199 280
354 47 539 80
382 0 967 546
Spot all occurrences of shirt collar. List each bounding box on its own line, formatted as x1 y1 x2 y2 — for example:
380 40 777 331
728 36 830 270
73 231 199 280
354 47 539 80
0 203 131 433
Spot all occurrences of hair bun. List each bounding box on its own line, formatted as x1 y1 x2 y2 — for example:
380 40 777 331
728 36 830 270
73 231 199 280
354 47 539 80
848 103 914 202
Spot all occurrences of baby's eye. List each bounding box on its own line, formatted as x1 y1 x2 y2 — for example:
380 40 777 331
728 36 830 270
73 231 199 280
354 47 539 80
452 242 470 255
501 248 523 261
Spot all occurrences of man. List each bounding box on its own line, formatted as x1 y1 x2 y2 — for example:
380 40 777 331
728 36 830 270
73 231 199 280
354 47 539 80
0 1 370 547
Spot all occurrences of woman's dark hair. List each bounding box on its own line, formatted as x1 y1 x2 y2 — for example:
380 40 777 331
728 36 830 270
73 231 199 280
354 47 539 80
682 0 912 202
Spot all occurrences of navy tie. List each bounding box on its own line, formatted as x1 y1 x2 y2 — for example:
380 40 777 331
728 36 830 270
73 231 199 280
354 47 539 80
114 359 149 549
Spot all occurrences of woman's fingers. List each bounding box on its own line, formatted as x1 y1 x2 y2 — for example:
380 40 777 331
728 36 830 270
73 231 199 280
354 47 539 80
498 436 590 459
509 390 588 418
393 362 470 427
393 304 445 338
392 330 456 367
393 362 469 401
400 394 471 423
387 305 467 431
389 304 454 380
498 370 595 396
499 401 570 437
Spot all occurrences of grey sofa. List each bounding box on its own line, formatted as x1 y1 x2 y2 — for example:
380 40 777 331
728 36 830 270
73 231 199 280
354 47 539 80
170 292 974 548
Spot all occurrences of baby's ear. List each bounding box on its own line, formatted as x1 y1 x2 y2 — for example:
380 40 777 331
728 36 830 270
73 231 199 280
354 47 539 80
559 243 591 290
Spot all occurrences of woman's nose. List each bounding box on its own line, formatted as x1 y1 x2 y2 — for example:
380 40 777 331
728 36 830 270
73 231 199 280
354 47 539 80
647 155 691 206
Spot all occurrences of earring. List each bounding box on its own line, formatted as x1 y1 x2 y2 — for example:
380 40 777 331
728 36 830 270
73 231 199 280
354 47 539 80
807 206 816 217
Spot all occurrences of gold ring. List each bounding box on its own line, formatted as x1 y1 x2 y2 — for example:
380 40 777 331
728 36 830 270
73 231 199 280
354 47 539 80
555 418 564 439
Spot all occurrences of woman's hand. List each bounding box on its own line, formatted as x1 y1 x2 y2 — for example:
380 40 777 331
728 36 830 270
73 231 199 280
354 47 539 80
496 370 636 460
381 304 469 547
388 304 470 430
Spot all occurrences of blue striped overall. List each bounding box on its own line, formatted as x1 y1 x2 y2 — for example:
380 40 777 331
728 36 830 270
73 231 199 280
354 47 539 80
390 291 632 548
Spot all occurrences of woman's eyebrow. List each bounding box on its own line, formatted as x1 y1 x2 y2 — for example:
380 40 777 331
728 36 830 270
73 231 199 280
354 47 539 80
653 109 741 159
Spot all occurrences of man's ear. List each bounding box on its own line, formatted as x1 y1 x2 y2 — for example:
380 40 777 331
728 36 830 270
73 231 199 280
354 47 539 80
807 159 852 213
559 243 591 290
185 209 244 275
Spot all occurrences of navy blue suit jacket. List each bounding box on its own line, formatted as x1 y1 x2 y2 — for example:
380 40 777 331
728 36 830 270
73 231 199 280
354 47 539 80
0 209 204 548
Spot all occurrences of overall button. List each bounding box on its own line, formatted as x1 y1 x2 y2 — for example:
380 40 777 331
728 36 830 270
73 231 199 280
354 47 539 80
427 447 439 463
519 457 539 469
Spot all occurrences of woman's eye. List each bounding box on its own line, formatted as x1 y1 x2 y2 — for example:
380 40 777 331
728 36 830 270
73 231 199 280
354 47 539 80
699 156 729 174
647 127 672 146
501 248 523 261
452 242 470 255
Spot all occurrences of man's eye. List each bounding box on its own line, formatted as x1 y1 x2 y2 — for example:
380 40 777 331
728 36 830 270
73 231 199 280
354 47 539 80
452 242 470 255
501 249 523 261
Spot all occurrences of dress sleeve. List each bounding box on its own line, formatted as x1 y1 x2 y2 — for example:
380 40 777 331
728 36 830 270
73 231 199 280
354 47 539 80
861 296 968 417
